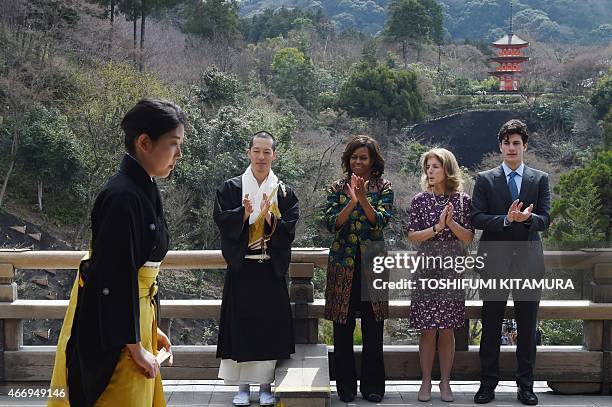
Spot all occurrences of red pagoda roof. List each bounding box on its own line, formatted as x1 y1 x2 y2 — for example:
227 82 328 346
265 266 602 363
492 33 529 46
489 70 526 75
490 56 529 63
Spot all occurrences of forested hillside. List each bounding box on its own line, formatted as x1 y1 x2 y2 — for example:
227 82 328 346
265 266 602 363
240 0 612 43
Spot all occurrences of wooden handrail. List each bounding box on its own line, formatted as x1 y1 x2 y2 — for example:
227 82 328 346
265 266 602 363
0 248 610 270
0 248 330 269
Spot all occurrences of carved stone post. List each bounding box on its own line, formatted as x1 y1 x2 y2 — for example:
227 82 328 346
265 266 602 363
0 262 21 382
0 263 21 352
454 319 470 351
289 263 318 344
549 262 612 395
159 318 171 340
590 263 612 395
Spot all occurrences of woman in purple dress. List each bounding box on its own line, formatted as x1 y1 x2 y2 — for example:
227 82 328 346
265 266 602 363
407 148 474 402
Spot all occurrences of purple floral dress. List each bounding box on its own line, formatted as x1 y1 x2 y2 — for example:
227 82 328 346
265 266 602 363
407 191 474 330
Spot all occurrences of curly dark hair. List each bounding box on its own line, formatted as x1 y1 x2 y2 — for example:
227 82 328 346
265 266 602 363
498 119 529 144
341 135 385 178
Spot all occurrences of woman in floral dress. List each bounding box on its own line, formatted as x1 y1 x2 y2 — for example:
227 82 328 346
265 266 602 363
408 148 474 402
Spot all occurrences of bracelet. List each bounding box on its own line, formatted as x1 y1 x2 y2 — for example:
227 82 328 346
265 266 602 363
432 225 437 235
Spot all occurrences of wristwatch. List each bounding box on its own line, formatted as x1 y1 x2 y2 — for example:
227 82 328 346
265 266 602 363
432 224 438 235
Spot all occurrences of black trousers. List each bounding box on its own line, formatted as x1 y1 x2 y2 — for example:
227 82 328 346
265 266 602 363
479 298 540 388
333 255 385 397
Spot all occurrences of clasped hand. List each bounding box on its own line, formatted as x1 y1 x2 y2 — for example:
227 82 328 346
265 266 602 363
347 174 369 204
506 199 533 223
435 202 456 232
243 193 271 222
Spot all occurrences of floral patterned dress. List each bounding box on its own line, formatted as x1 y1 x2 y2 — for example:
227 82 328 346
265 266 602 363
407 191 474 330
324 177 394 324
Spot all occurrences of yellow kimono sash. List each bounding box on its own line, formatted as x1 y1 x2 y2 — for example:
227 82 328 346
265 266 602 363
48 253 165 407
248 183 282 249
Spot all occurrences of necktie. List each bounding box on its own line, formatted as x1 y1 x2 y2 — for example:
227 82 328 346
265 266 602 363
508 171 519 200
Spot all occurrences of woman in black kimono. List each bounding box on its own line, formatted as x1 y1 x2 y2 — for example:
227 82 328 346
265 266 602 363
49 98 186 407
213 131 299 406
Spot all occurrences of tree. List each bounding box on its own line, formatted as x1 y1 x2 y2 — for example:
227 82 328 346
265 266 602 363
513 8 571 42
92 0 116 22
0 1 76 207
589 70 612 120
400 140 430 174
16 106 86 211
360 40 378 68
138 0 186 70
8 0 79 64
66 61 176 211
548 150 612 242
531 99 577 134
589 23 612 45
90 0 118 53
548 179 606 244
0 112 20 208
240 7 331 44
539 320 583 345
139 0 150 71
183 0 240 41
192 65 242 113
116 0 140 60
603 107 612 150
337 61 424 136
270 47 318 110
427 0 444 69
385 0 443 67
109 0 178 70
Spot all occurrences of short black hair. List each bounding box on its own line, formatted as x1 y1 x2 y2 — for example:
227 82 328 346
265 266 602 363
121 98 186 155
249 131 276 151
498 119 529 144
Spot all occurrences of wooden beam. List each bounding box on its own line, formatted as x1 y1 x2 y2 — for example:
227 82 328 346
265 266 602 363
0 299 222 320
303 300 612 320
1 299 611 321
2 345 602 382
327 346 603 381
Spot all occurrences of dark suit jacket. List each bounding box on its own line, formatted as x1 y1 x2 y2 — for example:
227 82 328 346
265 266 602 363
471 164 551 279
213 175 299 277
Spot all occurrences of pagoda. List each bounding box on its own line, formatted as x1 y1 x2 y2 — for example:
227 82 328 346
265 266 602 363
489 2 529 92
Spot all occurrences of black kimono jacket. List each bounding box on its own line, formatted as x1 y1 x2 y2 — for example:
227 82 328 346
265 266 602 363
66 154 169 407
213 175 299 277
213 175 299 361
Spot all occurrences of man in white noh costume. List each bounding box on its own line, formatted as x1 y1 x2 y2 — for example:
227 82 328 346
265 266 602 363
213 131 299 406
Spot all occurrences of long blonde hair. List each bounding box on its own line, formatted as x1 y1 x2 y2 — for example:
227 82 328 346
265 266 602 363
419 148 464 194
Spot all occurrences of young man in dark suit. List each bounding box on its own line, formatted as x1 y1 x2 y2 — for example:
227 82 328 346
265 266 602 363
471 119 551 405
